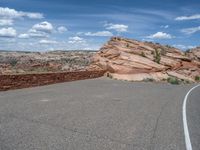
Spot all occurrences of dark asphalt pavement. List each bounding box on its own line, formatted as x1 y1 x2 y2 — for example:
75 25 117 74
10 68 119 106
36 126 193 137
0 77 197 150
187 85 200 150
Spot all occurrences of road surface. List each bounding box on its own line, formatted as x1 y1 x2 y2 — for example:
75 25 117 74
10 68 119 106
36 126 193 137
186 85 200 150
0 77 199 150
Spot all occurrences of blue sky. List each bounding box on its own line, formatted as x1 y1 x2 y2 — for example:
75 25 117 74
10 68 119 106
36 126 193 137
0 0 200 51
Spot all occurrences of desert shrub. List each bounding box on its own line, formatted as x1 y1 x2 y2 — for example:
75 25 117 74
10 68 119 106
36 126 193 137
117 37 121 41
141 52 146 57
106 72 113 79
184 80 191 84
166 45 172 48
185 49 190 53
195 76 200 81
154 49 161 64
166 45 170 48
167 77 180 85
143 78 155 82
113 37 117 40
184 49 191 56
60 58 90 66
9 59 18 66
126 43 129 48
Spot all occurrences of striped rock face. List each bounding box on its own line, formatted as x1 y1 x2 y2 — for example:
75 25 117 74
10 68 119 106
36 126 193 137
186 47 200 60
90 37 200 82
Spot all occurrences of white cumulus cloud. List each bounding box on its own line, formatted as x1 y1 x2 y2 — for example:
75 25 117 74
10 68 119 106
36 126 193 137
0 19 13 26
0 7 43 19
23 22 54 38
175 14 200 21
105 23 128 32
0 27 16 38
85 31 113 36
39 39 58 44
68 36 86 44
18 33 29 39
161 25 169 29
27 29 48 38
32 21 53 33
181 26 200 34
147 32 173 39
57 26 67 33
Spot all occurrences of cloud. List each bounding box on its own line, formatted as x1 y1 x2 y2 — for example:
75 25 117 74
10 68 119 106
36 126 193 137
181 26 200 34
18 33 29 39
85 31 113 36
161 25 169 29
32 21 53 33
146 32 173 39
27 29 48 38
19 22 53 38
68 36 86 44
105 23 128 32
0 7 43 19
0 27 16 38
57 26 67 33
25 13 43 19
175 14 200 21
39 39 58 44
173 44 195 50
0 19 13 26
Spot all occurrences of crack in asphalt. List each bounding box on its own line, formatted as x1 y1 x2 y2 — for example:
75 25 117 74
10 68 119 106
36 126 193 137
149 99 171 150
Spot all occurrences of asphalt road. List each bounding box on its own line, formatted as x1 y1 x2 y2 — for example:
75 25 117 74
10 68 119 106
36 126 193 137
0 77 198 150
187 85 200 150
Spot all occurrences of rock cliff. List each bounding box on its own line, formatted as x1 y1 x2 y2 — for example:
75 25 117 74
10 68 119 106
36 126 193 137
90 37 200 83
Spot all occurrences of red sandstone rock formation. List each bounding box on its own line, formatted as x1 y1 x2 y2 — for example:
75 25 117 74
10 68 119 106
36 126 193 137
90 37 200 82
186 47 200 61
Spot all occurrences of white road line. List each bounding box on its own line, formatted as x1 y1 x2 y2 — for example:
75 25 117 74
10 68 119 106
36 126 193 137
183 84 200 150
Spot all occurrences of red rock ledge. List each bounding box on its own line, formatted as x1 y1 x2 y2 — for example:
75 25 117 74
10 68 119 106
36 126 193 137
0 70 106 91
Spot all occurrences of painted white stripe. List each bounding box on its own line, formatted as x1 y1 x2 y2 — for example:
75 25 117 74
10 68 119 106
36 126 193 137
183 84 200 150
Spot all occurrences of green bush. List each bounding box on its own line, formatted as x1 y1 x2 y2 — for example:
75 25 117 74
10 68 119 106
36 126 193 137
154 49 161 64
143 78 155 82
106 72 113 79
117 37 121 41
166 45 172 48
167 77 180 85
195 76 200 81
126 43 129 48
184 49 190 56
185 80 191 84
9 59 18 66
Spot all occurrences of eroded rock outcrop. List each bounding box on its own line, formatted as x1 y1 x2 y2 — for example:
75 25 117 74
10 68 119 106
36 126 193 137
186 47 200 61
90 37 200 83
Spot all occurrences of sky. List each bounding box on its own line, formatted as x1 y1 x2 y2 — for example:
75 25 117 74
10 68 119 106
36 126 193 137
0 0 200 51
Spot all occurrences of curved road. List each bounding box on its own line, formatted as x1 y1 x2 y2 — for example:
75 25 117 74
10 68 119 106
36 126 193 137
0 77 199 150
186 85 200 150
